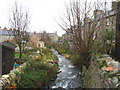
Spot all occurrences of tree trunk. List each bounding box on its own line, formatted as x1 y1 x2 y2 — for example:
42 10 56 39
18 44 22 59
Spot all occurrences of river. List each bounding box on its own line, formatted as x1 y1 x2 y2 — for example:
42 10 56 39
48 49 82 90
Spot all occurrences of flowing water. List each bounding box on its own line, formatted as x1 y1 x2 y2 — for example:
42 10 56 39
48 49 82 90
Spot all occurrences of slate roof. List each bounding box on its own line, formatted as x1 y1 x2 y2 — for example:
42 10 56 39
1 41 16 49
0 29 13 36
31 32 58 37
48 33 57 37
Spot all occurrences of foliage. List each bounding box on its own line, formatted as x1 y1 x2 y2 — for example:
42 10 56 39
23 48 33 54
99 30 116 55
56 40 69 54
41 48 52 55
103 71 113 78
17 70 48 88
15 56 30 64
104 30 115 41
34 56 43 61
58 50 67 54
88 48 97 61
17 59 58 88
15 52 27 58
99 60 107 69
16 48 59 88
14 70 20 76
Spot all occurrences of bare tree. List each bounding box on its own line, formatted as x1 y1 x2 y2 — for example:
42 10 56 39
40 31 49 42
9 2 30 59
59 0 107 71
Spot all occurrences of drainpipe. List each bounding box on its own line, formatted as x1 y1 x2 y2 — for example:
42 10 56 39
0 42 2 76
115 1 120 62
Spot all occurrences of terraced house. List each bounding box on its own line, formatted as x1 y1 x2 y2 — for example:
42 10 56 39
94 1 116 31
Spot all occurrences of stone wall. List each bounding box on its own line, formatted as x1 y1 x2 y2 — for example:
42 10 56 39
83 55 120 88
0 63 26 89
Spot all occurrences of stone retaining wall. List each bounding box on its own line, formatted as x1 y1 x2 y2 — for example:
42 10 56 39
0 63 26 89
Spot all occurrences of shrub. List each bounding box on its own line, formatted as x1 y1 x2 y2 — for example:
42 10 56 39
71 54 80 65
99 60 107 69
42 54 58 61
17 60 58 88
41 48 52 55
15 47 59 88
58 50 66 54
34 56 43 61
17 70 48 88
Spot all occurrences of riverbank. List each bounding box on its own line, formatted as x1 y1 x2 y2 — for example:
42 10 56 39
83 54 120 88
56 49 120 88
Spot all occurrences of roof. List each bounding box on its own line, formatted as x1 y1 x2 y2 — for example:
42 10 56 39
31 32 58 37
0 29 13 36
1 41 16 49
48 33 58 37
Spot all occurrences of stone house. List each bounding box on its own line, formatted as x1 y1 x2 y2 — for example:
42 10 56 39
29 32 45 48
48 32 58 42
30 31 58 48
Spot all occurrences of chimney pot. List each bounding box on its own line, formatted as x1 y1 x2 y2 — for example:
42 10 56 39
4 27 7 30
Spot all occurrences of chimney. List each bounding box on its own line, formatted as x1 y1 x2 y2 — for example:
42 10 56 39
112 1 117 10
9 28 12 31
55 31 57 34
4 27 7 30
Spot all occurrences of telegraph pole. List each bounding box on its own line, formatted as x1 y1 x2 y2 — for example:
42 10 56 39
115 0 120 62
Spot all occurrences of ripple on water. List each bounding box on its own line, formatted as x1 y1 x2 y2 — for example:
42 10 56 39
49 49 82 89
68 65 75 68
67 75 76 79
68 71 72 74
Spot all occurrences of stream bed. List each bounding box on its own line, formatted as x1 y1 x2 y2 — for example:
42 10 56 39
48 49 82 90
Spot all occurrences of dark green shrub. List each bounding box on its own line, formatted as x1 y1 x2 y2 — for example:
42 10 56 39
17 70 48 88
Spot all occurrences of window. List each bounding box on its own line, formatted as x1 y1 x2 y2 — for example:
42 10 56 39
106 18 110 26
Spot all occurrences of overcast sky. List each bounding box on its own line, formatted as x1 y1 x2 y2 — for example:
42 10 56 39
0 0 113 36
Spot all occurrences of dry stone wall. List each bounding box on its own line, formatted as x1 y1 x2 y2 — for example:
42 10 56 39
0 63 26 89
